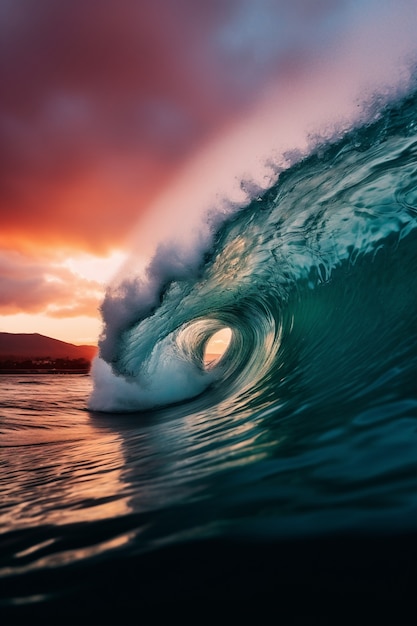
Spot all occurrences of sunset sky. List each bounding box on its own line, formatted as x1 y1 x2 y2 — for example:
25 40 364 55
1 0 416 346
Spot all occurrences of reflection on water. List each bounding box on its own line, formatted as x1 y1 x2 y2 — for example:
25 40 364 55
0 375 131 535
1 351 416 579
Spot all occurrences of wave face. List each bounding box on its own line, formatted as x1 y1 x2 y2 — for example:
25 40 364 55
91 88 417 419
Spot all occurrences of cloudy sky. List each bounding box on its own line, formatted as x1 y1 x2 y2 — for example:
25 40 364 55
1 0 416 344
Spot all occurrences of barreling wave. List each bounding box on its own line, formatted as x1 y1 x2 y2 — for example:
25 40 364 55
89 87 417 417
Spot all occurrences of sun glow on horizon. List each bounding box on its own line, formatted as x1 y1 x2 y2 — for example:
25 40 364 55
0 312 102 346
0 250 128 345
62 250 127 284
204 327 232 364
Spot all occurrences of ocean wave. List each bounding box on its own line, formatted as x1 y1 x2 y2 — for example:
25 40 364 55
89 86 417 414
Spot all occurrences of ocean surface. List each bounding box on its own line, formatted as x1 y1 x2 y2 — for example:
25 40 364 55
1 88 417 625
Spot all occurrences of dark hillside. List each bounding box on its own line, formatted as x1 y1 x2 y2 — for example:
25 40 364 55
0 333 96 361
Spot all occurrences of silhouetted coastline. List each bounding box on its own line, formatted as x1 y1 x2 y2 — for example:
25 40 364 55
0 358 91 374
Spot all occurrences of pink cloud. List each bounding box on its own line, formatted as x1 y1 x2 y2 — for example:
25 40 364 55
0 0 365 252
0 249 102 317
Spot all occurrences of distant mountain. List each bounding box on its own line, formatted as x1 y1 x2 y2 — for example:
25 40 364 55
0 333 97 361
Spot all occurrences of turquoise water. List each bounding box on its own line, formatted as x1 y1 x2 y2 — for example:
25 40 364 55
1 88 417 625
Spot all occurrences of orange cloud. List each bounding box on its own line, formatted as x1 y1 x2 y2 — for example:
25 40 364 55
0 249 103 318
